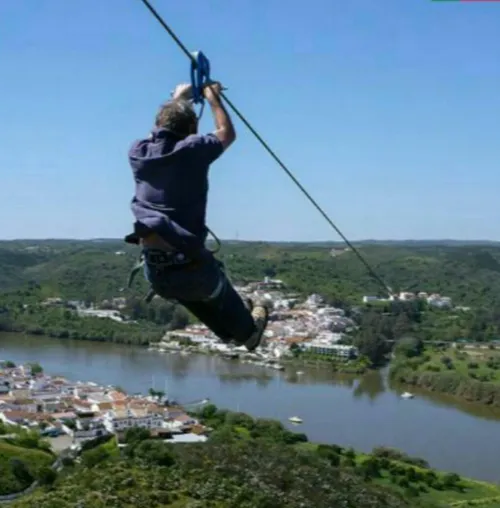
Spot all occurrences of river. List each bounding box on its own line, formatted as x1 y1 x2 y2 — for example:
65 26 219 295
1 332 500 482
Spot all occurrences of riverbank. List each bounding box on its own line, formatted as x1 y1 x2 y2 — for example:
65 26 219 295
0 307 164 345
391 344 500 407
4 323 500 406
149 340 368 374
285 352 368 373
2 332 500 483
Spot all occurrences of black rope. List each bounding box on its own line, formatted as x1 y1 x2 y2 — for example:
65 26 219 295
137 0 395 298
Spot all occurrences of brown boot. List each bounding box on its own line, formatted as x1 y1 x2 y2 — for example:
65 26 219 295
244 305 269 351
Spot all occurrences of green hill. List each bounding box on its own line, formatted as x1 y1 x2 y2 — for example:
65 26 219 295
3 239 500 309
8 406 500 508
3 239 500 350
0 441 54 495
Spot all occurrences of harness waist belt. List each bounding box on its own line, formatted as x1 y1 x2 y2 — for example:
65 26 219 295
140 233 176 252
143 248 191 267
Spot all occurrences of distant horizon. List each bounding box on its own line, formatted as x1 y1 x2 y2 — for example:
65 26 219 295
2 237 500 245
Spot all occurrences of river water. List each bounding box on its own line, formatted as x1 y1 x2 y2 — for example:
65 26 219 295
1 332 500 482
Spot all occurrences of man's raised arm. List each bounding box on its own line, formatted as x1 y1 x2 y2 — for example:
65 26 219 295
204 83 236 151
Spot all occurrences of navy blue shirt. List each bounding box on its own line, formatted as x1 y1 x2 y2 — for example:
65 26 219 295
129 128 223 255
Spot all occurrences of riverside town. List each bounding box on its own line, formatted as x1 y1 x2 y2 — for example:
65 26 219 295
0 362 207 447
39 276 464 372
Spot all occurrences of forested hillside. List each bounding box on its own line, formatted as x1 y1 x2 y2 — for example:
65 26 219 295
10 406 500 508
2 239 500 307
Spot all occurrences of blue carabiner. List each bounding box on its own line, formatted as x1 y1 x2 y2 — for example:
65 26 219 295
190 51 211 105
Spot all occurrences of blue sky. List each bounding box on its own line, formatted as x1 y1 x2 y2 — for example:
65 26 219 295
1 0 499 241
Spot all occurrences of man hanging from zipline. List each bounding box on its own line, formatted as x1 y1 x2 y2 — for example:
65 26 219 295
126 81 269 351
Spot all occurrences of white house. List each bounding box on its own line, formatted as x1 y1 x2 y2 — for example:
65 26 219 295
256 277 285 291
427 294 453 309
305 294 324 309
78 308 126 323
316 332 344 343
300 342 358 359
73 421 108 441
28 377 51 391
167 433 208 444
5 399 38 413
103 408 164 433
40 398 63 413
398 292 416 301
317 307 345 317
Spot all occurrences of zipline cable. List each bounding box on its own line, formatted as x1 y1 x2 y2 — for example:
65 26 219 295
138 0 395 298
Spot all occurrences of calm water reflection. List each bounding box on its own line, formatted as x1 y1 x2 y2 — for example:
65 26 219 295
1 332 500 482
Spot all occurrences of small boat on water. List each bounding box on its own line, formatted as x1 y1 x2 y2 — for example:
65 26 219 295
401 392 414 399
289 416 303 424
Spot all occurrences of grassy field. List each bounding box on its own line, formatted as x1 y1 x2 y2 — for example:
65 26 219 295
390 344 500 406
420 346 500 384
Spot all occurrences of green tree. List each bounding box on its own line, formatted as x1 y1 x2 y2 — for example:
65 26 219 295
316 445 341 467
133 440 176 467
29 362 43 375
405 467 417 483
10 459 33 486
360 458 381 480
392 314 412 340
37 466 57 487
250 419 287 441
81 446 111 468
290 342 301 358
442 472 461 489
344 448 356 460
395 337 424 358
124 427 151 445
225 411 255 430
355 333 390 367
61 456 75 468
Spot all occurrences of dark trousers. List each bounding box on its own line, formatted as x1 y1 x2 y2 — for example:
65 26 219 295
143 248 255 343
